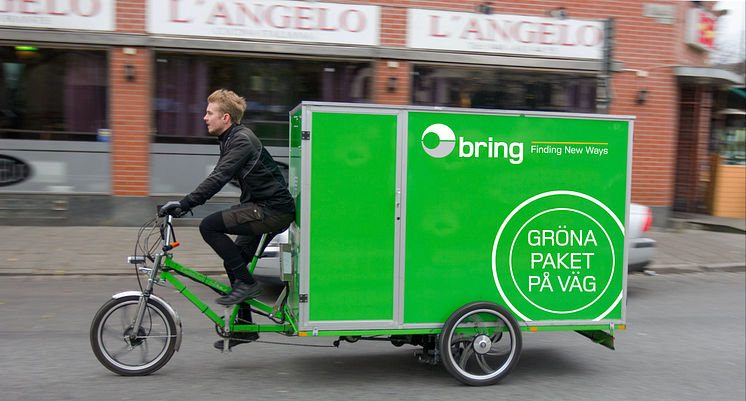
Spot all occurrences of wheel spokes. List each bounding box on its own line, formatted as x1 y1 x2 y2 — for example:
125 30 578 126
449 310 514 377
101 326 124 340
118 305 136 330
101 303 169 367
475 354 493 373
108 344 134 361
140 340 149 364
458 341 475 370
490 320 506 341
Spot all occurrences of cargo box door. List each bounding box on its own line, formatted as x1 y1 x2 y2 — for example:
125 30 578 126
301 111 399 329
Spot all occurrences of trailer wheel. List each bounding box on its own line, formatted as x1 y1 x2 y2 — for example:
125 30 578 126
439 302 522 386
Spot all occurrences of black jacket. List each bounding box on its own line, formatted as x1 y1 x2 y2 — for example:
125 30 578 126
180 124 295 213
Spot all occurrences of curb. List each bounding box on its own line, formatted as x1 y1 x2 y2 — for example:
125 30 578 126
701 262 746 273
643 262 746 275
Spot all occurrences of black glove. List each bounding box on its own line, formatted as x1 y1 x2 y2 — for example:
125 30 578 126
159 200 188 217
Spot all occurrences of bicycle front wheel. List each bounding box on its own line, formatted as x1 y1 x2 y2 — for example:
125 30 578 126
90 295 177 376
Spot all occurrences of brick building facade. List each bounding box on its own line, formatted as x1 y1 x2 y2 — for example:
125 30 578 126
1 0 743 224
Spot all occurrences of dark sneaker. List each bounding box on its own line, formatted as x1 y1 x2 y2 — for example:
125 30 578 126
216 280 262 305
213 332 260 350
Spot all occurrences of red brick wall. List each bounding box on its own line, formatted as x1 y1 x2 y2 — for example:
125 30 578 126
374 60 411 105
610 6 682 208
110 0 150 195
110 46 151 196
380 6 406 47
117 0 147 33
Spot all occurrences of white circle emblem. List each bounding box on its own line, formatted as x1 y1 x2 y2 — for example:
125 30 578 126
491 191 625 321
421 123 456 158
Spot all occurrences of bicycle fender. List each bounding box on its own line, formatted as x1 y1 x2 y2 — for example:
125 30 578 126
112 291 183 352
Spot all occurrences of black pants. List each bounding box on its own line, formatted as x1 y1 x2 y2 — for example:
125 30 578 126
199 202 295 285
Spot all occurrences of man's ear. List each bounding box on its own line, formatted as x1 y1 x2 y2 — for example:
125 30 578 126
223 113 230 123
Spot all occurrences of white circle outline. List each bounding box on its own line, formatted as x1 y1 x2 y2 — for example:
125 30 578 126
491 191 624 321
508 208 615 314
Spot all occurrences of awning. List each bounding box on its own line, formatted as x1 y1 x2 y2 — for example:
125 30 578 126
716 108 745 115
674 66 745 88
730 87 746 98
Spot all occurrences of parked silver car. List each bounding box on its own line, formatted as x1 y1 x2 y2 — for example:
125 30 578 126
627 203 657 272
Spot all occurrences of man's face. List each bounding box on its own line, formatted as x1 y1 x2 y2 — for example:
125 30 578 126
204 102 230 136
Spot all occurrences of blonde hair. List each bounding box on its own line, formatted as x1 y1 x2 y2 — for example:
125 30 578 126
207 89 246 124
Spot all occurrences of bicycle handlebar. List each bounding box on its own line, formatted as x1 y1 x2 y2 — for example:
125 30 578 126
156 204 185 218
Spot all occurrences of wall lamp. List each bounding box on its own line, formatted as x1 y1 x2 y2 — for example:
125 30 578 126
125 64 136 82
636 89 648 105
622 69 650 105
547 7 569 19
388 76 397 93
476 2 492 15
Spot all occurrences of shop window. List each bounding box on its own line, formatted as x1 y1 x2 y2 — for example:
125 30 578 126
154 53 372 146
711 88 746 165
412 66 597 113
0 46 108 141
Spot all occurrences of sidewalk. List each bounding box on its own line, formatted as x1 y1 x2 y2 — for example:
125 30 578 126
644 213 745 274
0 215 743 276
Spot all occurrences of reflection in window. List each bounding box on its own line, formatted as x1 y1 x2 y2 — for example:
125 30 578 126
0 47 107 141
154 53 372 146
711 88 746 165
713 112 746 165
412 66 597 113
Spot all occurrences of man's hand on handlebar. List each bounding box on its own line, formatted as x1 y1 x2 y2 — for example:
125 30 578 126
158 200 189 218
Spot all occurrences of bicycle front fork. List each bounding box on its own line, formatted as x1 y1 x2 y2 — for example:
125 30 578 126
129 248 168 342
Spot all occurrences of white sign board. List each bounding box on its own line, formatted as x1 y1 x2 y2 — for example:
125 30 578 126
685 8 716 52
407 9 605 60
148 0 380 46
0 0 114 31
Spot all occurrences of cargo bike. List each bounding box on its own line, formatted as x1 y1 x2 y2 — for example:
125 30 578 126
90 103 633 385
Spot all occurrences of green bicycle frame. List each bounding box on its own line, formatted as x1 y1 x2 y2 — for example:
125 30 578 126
157 257 298 335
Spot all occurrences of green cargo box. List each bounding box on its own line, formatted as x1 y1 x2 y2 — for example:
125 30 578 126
286 102 633 336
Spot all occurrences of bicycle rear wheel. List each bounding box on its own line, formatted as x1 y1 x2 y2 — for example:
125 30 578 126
90 295 177 376
439 301 522 386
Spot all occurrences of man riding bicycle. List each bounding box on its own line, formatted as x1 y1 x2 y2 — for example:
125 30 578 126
159 89 295 349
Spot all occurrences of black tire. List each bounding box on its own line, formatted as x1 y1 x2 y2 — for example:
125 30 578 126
90 296 177 376
439 301 522 386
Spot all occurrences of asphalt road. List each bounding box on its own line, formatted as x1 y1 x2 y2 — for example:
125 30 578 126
1 272 744 401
